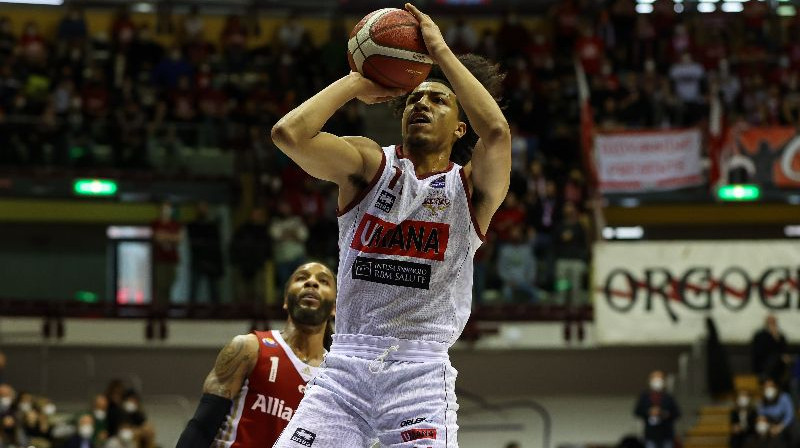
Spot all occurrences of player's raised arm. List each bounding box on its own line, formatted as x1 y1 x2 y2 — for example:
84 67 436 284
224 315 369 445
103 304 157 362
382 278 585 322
270 73 405 201
176 334 258 448
406 3 511 234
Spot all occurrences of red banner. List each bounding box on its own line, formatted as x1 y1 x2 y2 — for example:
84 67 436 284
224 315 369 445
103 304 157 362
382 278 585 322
719 124 800 188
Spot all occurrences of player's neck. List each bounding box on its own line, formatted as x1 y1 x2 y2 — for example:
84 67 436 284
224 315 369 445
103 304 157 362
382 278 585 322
281 321 325 364
400 144 451 177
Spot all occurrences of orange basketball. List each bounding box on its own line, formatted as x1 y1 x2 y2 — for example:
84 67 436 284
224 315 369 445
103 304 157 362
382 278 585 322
347 8 434 91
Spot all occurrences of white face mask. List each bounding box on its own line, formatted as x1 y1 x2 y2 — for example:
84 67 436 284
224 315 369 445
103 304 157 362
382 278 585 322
0 397 12 409
19 402 32 413
737 396 750 408
43 403 56 416
123 400 138 413
764 387 778 400
93 409 106 421
119 428 134 442
650 378 665 392
78 424 94 439
756 421 770 435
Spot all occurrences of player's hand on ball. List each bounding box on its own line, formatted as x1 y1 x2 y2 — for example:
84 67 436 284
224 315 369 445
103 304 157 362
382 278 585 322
405 3 447 59
349 72 406 104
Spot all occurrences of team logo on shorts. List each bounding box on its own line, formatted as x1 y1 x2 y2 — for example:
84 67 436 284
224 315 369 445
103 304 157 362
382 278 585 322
290 427 316 446
261 337 278 347
400 428 437 442
400 417 427 427
430 175 446 188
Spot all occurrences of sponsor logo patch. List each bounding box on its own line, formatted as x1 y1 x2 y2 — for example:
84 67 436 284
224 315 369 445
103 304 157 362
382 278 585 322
375 190 396 213
400 417 427 427
351 213 449 261
261 337 277 347
422 192 451 218
250 394 295 422
290 427 316 446
400 428 437 442
430 175 446 188
352 256 431 289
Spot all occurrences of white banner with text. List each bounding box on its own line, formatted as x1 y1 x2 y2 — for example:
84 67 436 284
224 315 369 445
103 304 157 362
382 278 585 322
594 241 800 345
595 129 704 193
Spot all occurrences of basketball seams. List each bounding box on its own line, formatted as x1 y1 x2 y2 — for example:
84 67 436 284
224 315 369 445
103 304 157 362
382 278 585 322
350 9 387 73
348 7 433 88
369 23 427 53
360 40 433 65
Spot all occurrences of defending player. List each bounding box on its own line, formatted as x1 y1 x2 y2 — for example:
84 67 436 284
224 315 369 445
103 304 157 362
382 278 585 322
176 262 336 447
270 4 510 447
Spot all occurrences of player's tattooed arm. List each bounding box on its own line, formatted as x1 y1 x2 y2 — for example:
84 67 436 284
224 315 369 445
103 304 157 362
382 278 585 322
202 334 259 399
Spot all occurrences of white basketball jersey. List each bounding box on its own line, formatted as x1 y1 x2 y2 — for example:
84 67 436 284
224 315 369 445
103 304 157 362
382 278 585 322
336 145 484 346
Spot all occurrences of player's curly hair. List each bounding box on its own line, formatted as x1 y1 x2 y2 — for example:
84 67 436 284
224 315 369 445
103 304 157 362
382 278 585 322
390 54 506 165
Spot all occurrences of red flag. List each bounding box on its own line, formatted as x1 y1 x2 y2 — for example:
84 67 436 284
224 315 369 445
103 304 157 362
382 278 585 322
575 58 598 192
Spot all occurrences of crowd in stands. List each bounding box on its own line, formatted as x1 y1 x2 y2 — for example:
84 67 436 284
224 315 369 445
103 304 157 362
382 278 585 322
0 3 584 307
626 317 800 448
730 316 800 448
4 0 800 306
0 351 156 448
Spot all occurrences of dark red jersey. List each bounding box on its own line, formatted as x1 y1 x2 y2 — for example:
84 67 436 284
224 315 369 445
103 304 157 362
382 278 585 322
214 330 319 447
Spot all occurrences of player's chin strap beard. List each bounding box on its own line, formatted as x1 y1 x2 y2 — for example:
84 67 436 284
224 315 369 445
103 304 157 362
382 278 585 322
368 345 399 373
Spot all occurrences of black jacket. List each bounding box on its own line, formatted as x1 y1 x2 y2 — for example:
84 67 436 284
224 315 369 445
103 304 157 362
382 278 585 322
61 435 95 448
751 329 787 375
634 390 681 442
730 407 757 436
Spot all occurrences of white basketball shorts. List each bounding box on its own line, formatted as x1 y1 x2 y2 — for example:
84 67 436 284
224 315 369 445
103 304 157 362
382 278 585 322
272 333 459 447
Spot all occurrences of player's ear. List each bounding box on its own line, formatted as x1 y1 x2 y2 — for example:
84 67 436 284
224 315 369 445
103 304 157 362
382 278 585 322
454 121 466 140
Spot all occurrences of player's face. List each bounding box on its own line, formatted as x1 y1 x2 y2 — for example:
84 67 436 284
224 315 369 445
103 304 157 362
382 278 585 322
284 263 336 327
401 82 465 150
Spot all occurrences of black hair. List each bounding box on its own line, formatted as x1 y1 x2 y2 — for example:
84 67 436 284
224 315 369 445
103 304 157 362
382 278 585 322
390 54 506 165
282 260 336 296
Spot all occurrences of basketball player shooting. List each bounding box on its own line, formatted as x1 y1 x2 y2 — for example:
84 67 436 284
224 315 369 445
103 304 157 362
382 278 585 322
270 3 510 447
175 262 336 448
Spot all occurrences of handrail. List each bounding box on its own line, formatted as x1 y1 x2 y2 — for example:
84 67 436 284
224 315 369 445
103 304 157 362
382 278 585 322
0 299 593 323
456 387 552 448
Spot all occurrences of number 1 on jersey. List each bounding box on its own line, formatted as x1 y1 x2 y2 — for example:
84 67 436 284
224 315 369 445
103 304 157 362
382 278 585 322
268 356 279 382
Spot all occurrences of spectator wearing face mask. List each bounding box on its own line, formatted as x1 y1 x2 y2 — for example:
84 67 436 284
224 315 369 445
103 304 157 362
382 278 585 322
120 391 145 427
91 394 109 444
63 414 97 448
0 384 16 415
38 399 57 419
731 390 757 448
63 414 96 448
757 379 796 444
751 315 788 380
634 370 681 448
119 391 155 448
103 420 137 448
744 415 789 448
